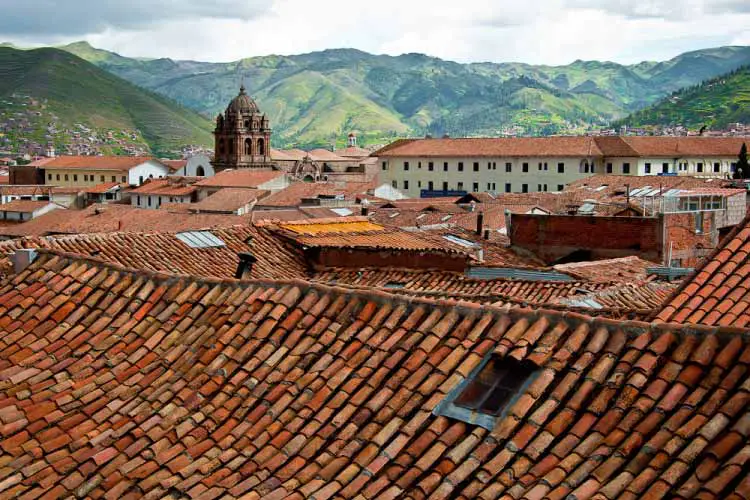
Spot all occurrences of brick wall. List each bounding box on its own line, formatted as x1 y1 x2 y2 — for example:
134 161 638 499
665 213 718 267
9 166 43 185
509 213 665 265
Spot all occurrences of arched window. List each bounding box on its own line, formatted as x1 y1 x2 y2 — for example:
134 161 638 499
244 120 250 129
245 138 252 155
257 138 265 156
196 165 205 177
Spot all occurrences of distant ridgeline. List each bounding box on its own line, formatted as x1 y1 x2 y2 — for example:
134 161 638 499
58 42 750 148
618 65 750 130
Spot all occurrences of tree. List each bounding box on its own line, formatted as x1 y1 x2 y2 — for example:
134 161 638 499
734 142 749 179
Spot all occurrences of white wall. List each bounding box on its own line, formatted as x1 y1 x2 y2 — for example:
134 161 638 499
1 203 62 221
171 154 215 177
380 156 597 196
131 193 192 209
128 160 171 186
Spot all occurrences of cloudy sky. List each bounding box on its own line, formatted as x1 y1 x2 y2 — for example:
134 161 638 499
0 0 748 64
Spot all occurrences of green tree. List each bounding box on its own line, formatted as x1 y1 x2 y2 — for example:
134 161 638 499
734 142 749 179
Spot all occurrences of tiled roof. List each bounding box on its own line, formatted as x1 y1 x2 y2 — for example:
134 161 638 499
0 226 307 280
554 256 660 283
555 282 679 310
655 214 750 327
375 136 749 159
2 251 749 499
84 182 122 194
32 155 156 170
312 267 611 303
161 159 188 172
0 204 255 238
195 169 285 188
130 179 198 197
336 146 373 158
0 185 51 197
189 188 268 213
265 218 476 256
257 181 375 207
0 200 56 213
375 136 604 157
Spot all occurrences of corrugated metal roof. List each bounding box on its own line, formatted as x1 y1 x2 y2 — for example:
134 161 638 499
466 267 576 282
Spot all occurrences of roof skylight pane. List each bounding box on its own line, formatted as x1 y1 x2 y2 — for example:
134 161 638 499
176 231 226 248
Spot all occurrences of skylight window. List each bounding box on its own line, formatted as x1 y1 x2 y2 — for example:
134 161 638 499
443 234 477 248
384 281 406 289
441 215 453 222
176 231 226 248
434 354 537 429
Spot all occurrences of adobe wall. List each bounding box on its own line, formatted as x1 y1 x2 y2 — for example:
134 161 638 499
509 213 665 265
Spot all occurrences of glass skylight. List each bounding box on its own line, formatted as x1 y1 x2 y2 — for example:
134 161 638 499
175 231 226 248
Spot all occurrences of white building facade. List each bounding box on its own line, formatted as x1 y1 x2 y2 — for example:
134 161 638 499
377 136 748 197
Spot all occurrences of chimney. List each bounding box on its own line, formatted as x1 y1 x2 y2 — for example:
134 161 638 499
235 252 258 279
476 211 484 235
484 229 490 240
361 205 369 216
11 249 38 274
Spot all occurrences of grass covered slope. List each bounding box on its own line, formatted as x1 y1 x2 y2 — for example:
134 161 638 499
0 47 213 154
61 42 750 147
620 65 750 129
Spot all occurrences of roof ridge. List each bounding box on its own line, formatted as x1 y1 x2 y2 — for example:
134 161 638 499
26 248 750 340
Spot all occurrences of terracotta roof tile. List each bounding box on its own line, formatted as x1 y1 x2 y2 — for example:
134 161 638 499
554 256 660 283
0 226 307 280
0 200 58 213
195 169 285 189
0 250 748 499
30 155 157 171
129 179 197 197
256 181 375 208
188 189 268 213
655 215 750 327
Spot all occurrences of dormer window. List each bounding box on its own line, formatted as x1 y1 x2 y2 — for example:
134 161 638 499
435 354 537 429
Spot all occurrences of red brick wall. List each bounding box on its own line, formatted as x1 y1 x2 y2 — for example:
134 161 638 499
311 248 469 272
665 213 717 267
509 214 665 265
10 166 43 185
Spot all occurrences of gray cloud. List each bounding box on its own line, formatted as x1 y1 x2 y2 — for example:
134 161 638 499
0 0 272 36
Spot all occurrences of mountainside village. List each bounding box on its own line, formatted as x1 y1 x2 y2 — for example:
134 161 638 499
1 85 750 499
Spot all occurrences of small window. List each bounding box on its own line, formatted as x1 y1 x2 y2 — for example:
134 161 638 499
505 183 511 193
404 180 409 190
522 162 529 173
505 162 512 173
557 184 564 191
73 174 78 182
435 355 537 430
443 181 448 191
391 180 397 188
662 163 669 174
487 162 492 170
418 181 422 188
645 163 651 174
83 175 88 182
458 162 464 172
623 163 631 174
697 162 703 173
522 184 528 193
428 181 434 190
457 182 464 191
404 161 409 171
428 162 434 171
544 163 548 171
473 162 479 172
382 161 388 171
56 174 60 181
101 175 105 182
47 174 52 180
64 174 68 181
713 162 720 173
557 162 564 173
112 176 116 182
473 182 479 192
606 163 613 174
418 161 422 169
443 162 448 172
538 162 542 171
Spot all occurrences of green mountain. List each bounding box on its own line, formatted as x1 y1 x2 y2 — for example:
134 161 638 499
0 46 213 156
618 65 750 130
59 42 750 148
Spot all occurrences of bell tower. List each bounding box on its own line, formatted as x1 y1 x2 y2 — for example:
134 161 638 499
211 85 274 172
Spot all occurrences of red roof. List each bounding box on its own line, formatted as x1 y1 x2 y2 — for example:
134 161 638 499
376 136 750 158
196 169 285 188
257 181 375 207
85 182 122 194
0 200 56 213
31 155 158 170
1 250 748 499
130 179 197 196
655 214 750 327
189 188 268 212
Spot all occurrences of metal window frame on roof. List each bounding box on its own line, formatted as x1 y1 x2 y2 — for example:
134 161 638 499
175 231 227 248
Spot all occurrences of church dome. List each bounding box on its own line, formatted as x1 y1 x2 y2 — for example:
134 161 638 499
226 85 260 114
